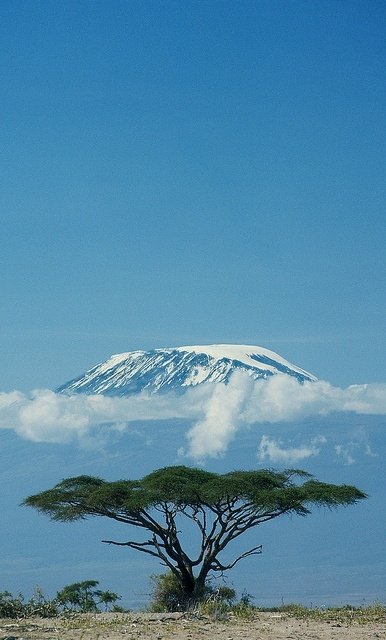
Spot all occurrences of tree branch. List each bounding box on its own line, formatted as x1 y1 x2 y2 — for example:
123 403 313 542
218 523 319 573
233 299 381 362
102 539 162 559
210 545 263 572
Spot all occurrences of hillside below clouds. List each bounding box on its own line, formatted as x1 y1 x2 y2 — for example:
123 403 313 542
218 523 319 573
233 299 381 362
57 344 317 396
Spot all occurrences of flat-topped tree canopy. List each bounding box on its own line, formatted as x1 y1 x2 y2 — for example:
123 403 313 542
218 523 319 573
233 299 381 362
24 465 367 606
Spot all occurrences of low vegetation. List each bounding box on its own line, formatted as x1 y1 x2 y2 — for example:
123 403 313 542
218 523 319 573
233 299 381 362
0 575 384 628
148 572 386 623
266 602 386 625
0 581 123 619
149 571 238 612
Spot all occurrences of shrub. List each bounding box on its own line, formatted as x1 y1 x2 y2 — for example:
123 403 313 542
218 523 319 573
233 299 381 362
0 591 25 618
56 580 121 612
0 581 121 618
149 572 238 612
149 572 192 611
0 587 59 618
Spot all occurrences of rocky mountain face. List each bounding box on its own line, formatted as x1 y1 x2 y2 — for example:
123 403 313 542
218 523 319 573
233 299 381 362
57 344 316 396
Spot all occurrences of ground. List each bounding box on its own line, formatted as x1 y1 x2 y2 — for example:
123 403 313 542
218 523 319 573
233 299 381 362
1 611 385 640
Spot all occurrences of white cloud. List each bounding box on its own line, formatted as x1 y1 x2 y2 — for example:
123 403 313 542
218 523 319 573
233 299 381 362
334 427 379 466
184 373 255 459
185 373 386 458
0 373 385 457
257 435 326 464
335 444 356 465
0 388 204 445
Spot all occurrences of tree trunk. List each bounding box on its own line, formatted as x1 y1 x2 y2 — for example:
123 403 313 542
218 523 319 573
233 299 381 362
180 572 195 596
179 563 210 604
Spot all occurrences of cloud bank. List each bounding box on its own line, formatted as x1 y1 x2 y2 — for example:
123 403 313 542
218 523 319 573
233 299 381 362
257 435 327 465
185 374 386 458
0 373 385 459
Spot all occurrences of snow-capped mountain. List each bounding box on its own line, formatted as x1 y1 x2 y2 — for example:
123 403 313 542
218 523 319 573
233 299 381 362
57 344 317 396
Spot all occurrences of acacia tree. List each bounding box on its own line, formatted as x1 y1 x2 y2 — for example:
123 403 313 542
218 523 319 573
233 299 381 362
56 580 121 612
24 466 366 604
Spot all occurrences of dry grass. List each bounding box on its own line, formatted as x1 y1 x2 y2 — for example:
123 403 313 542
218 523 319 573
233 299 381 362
0 605 385 640
268 602 386 624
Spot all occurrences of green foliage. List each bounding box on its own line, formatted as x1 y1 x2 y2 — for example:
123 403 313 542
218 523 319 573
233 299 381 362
25 586 60 617
98 589 122 611
56 580 120 612
149 572 190 611
149 571 238 612
214 585 237 605
23 466 367 521
0 581 122 618
0 587 59 618
0 591 25 618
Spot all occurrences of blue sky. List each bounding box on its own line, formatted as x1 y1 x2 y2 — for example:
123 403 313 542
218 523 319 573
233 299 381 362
0 0 385 606
1 0 385 390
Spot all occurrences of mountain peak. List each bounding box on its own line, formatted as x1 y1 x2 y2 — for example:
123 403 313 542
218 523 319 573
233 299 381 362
176 344 304 369
57 344 317 396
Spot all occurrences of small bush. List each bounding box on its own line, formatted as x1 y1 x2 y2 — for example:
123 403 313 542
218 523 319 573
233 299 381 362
56 580 121 613
149 572 252 614
24 586 59 618
0 587 59 618
0 581 122 618
149 572 194 611
0 591 25 618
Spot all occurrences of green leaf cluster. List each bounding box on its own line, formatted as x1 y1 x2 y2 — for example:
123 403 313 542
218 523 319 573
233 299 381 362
23 465 367 522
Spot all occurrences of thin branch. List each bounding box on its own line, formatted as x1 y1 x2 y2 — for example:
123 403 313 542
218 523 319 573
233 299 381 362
210 545 263 572
102 539 161 559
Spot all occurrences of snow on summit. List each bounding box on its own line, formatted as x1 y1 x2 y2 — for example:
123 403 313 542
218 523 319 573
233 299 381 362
57 344 317 396
177 344 308 373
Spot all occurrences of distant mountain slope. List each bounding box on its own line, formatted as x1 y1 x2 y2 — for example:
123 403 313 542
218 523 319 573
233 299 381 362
57 344 317 396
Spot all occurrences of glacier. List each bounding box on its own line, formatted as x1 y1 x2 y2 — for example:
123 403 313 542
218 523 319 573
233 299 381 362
57 344 317 396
